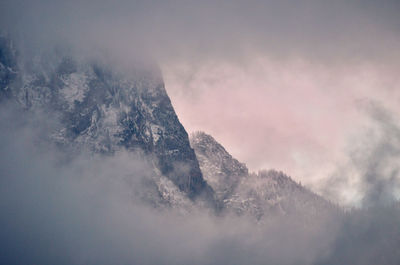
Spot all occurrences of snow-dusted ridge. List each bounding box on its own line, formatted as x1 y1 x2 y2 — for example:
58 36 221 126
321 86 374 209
191 131 337 219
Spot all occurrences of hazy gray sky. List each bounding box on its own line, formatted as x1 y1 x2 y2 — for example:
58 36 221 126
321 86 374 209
1 0 400 204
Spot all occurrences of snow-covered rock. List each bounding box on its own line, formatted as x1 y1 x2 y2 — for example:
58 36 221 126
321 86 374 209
190 131 248 201
0 35 214 206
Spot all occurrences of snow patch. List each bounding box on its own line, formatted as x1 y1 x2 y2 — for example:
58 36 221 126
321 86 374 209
151 125 163 143
60 73 89 108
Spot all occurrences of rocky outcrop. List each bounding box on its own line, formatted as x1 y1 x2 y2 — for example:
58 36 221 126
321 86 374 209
0 35 213 203
190 131 248 201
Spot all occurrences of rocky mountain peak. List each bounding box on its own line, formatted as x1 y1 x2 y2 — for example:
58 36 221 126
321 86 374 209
0 35 213 204
190 131 248 200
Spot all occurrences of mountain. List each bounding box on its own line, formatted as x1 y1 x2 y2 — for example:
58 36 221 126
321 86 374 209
190 132 337 219
1 34 336 218
0 35 214 205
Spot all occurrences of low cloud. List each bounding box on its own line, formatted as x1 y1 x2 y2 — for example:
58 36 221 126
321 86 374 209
1 0 400 64
0 106 338 265
321 101 400 207
0 94 400 265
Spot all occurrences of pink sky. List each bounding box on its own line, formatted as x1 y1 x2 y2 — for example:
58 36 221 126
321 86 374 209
164 57 400 204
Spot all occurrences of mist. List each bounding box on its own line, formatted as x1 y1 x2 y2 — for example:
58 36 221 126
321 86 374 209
0 101 399 265
321 101 400 207
0 105 338 265
1 0 400 63
1 0 400 264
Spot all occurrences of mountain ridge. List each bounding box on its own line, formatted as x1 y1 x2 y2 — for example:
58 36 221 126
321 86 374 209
190 131 337 219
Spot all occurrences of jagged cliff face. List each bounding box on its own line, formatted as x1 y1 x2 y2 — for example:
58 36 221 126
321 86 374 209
190 132 336 219
0 35 211 201
190 131 248 201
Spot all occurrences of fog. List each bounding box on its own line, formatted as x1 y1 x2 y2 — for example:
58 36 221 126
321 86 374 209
1 101 400 265
0 106 397 265
1 1 400 264
0 106 337 265
1 0 399 62
321 101 400 207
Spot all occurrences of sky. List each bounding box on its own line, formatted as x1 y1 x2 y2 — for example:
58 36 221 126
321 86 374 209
157 1 400 204
1 0 400 204
164 55 400 204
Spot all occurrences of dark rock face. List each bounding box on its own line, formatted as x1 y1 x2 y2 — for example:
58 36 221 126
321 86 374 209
0 35 211 200
0 36 20 100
